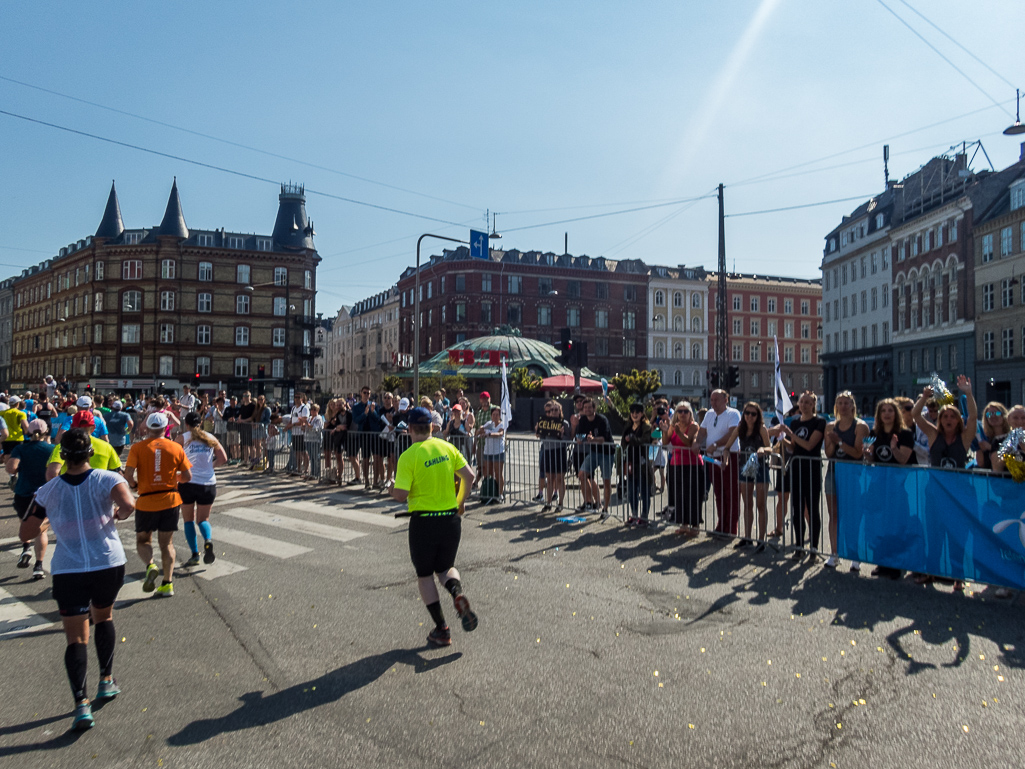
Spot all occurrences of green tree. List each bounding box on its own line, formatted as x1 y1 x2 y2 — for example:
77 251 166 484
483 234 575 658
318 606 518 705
441 374 469 394
610 369 662 400
510 367 543 397
380 374 403 393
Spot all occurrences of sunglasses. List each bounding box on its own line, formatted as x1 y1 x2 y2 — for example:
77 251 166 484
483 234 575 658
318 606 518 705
744 411 758 417
986 411 1004 418
902 406 913 411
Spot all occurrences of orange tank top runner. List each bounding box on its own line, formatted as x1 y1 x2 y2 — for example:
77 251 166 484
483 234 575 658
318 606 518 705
125 438 192 511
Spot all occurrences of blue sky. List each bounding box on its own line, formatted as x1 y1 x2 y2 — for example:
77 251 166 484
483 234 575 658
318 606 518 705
2 1 1024 313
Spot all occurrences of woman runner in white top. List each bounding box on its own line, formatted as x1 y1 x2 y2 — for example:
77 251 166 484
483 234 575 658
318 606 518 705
176 411 228 567
20 428 137 731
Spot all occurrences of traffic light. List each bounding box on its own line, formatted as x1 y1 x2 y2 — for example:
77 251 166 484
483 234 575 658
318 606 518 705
709 370 720 388
574 340 588 368
727 365 740 390
558 328 573 365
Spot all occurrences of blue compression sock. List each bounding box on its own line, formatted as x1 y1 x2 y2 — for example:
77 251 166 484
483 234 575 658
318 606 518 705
184 521 198 554
198 520 212 542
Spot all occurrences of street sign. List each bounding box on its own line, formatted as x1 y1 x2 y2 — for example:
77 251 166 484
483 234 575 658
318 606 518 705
469 229 489 259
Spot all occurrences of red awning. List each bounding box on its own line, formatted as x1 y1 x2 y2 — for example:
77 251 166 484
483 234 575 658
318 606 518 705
540 375 611 392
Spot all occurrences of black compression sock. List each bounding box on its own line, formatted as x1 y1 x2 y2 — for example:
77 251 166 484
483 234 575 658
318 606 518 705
64 643 88 702
426 601 446 628
94 620 116 677
444 578 463 598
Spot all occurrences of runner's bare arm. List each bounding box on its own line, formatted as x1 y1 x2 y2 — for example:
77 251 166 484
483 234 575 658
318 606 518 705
111 482 136 521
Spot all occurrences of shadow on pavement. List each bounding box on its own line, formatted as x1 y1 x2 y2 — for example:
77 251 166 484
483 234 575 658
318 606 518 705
0 711 85 756
166 646 462 745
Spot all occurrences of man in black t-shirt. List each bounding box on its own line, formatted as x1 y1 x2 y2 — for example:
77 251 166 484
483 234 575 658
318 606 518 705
222 396 241 463
238 392 257 466
574 397 614 518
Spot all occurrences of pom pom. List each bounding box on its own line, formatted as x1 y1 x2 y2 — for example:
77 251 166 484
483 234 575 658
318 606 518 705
1005 455 1025 483
930 372 955 406
740 452 760 479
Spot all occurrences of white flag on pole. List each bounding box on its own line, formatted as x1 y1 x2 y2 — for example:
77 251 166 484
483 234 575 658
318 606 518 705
500 358 513 430
773 335 792 427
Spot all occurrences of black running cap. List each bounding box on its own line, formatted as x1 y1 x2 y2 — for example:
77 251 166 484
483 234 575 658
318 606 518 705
184 411 202 428
60 428 92 459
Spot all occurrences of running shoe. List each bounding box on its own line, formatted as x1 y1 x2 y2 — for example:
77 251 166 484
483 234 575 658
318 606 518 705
626 517 637 526
453 594 478 632
183 553 201 568
72 701 94 731
17 549 31 569
531 493 545 503
541 504 552 513
155 582 174 597
32 561 44 580
599 508 610 521
575 503 587 513
142 564 159 593
637 519 650 529
203 541 216 564
554 504 563 513
427 625 452 647
824 555 838 569
95 678 121 700
790 549 804 561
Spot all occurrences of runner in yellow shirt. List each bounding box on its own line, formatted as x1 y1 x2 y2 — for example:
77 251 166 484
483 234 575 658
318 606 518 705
45 411 122 480
389 407 478 647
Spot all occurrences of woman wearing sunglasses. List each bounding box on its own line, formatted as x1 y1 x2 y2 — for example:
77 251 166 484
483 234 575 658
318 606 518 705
781 391 825 562
823 391 869 569
719 402 769 550
621 403 654 526
976 401 1009 471
662 403 701 537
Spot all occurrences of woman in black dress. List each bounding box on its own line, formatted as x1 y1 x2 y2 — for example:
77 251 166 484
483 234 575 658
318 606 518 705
781 391 825 562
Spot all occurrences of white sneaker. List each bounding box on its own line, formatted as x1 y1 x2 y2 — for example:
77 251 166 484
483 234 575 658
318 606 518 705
824 555 838 569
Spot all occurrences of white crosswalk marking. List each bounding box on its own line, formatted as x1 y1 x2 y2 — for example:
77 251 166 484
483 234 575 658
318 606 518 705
180 559 248 581
220 507 367 543
0 586 53 636
215 527 312 558
0 536 22 547
217 490 272 506
275 499 402 529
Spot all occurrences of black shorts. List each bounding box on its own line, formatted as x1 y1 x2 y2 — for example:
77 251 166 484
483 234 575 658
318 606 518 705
179 483 216 506
2 440 20 456
52 565 126 616
136 506 181 533
371 435 387 458
13 494 34 520
541 447 568 476
291 435 306 452
330 431 347 453
408 513 461 578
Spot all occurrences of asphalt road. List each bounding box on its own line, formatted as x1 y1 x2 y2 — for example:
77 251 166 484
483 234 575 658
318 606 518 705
0 466 1023 769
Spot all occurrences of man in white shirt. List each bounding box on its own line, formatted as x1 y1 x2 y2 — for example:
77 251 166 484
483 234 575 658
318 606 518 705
287 393 311 475
696 389 741 537
178 385 197 415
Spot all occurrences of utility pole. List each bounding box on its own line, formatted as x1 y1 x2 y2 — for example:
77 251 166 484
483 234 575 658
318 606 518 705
715 183 729 395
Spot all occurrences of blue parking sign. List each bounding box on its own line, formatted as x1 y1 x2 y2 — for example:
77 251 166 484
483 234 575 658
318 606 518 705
470 229 489 259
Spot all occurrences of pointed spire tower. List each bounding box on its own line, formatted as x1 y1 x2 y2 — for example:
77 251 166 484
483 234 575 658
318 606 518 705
158 177 189 239
272 183 315 251
94 180 125 240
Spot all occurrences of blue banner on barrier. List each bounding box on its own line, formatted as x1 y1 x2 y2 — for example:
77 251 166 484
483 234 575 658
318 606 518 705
835 463 1025 589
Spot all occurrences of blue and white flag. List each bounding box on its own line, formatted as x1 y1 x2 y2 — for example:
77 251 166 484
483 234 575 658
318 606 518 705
773 335 792 427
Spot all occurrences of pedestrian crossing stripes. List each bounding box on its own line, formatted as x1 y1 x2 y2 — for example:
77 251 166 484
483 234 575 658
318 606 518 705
214 526 313 559
0 585 52 636
219 507 367 543
275 499 402 528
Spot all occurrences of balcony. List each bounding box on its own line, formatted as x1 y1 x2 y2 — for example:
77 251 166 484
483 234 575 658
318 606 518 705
293 314 317 328
293 345 323 358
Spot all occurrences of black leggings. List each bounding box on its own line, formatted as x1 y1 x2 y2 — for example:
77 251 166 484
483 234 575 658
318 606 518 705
789 457 822 549
668 463 702 527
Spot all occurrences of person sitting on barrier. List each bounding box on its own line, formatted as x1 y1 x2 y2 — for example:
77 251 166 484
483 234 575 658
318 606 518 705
621 403 654 527
990 404 1025 475
536 400 569 513
721 401 770 550
662 403 700 535
575 397 614 519
781 391 825 562
976 401 1009 471
477 406 506 504
823 391 869 570
863 397 916 580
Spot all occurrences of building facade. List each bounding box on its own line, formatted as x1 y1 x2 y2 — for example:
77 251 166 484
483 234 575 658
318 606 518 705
820 189 895 414
646 265 709 400
9 180 320 398
396 247 649 378
709 273 823 408
333 287 400 396
0 279 13 391
973 153 1025 406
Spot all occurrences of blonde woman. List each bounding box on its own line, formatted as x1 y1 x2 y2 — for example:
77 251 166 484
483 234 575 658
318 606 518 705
823 391 869 569
177 411 228 567
662 403 701 536
976 401 1009 470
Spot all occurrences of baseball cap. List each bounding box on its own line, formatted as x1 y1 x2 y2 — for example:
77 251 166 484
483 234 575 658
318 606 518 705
479 391 490 399
407 407 433 426
146 412 169 430
451 404 463 412
8 395 21 405
629 402 645 413
25 418 49 435
112 400 123 410
72 410 95 428
398 397 410 410
77 396 93 408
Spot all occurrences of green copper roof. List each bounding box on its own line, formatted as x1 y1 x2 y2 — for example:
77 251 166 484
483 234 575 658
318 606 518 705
417 329 596 379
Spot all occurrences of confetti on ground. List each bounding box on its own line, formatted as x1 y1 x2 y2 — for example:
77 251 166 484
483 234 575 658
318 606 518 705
688 724 695 729
962 725 969 733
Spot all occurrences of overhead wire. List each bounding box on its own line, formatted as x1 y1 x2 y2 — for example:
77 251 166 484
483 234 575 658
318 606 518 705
874 0 1012 118
0 75 481 212
0 108 469 228
500 194 716 233
725 193 881 218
